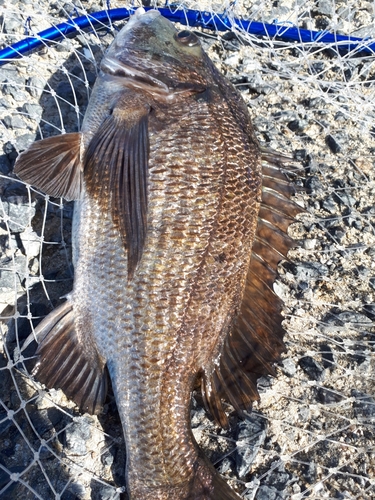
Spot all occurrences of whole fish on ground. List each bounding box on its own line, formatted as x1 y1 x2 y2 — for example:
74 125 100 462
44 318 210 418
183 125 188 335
15 8 303 500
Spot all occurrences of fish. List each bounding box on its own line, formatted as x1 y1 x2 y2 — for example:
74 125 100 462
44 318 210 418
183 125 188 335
14 8 303 500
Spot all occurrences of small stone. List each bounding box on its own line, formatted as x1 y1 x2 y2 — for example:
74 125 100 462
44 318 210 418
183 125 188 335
224 53 240 67
2 81 27 101
298 406 310 422
216 457 234 475
55 39 74 53
267 463 291 489
26 76 46 98
352 390 375 418
56 81 76 104
22 103 43 122
255 485 278 500
2 13 24 34
320 343 335 368
364 304 375 320
0 254 27 292
67 483 86 496
326 135 341 153
258 376 273 392
280 358 297 377
29 409 55 437
18 230 41 259
292 262 329 281
294 149 308 162
101 450 114 467
288 119 307 132
235 414 267 477
333 191 356 208
334 111 348 121
302 461 317 484
298 356 325 381
317 0 335 16
306 97 325 108
352 219 363 230
191 407 206 428
0 66 19 83
272 110 297 122
305 176 324 194
338 5 355 21
14 133 37 152
64 416 93 456
316 387 344 404
3 114 28 129
39 446 54 461
348 346 367 366
0 97 10 112
0 154 11 175
91 484 120 500
336 311 371 325
303 239 316 250
1 197 36 233
311 62 325 74
328 225 346 243
3 141 18 161
322 195 338 214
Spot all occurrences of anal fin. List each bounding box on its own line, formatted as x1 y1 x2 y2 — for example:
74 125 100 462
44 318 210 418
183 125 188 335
31 300 108 415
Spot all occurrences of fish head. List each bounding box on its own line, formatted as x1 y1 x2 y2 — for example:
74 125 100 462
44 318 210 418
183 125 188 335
100 8 211 100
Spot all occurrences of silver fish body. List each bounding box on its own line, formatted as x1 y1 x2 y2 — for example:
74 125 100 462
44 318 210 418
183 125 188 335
15 8 301 499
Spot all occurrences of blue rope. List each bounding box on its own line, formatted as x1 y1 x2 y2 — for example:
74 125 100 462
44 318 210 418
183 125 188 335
0 6 373 66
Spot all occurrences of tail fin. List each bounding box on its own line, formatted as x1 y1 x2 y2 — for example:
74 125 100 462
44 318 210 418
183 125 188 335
129 454 242 499
187 455 242 499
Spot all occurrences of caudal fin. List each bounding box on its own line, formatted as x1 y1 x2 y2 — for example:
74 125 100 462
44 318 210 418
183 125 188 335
187 455 242 499
130 454 242 500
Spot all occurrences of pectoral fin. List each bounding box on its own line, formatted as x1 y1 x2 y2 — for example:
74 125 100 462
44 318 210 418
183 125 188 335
84 102 150 279
30 300 108 415
203 152 304 428
14 133 83 200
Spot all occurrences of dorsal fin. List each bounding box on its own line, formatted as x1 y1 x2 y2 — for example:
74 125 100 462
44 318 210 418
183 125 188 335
203 152 304 428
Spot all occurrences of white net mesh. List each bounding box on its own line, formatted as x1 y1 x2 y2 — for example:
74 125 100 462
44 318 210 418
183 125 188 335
0 1 374 499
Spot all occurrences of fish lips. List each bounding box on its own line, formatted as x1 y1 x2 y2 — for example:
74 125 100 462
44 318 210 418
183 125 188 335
101 56 206 100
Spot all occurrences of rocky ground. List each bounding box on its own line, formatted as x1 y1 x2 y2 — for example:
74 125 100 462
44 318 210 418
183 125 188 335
0 1 374 499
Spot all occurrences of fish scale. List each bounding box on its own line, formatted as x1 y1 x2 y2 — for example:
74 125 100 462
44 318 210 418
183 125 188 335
15 8 302 499
95 94 251 492
78 94 257 491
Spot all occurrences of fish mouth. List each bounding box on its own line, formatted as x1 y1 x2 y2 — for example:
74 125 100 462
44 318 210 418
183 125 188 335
101 56 170 96
101 56 206 99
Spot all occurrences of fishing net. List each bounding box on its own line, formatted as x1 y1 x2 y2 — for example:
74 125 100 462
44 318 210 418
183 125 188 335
0 0 374 498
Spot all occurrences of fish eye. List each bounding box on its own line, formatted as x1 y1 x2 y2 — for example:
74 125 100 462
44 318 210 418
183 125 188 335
174 30 199 47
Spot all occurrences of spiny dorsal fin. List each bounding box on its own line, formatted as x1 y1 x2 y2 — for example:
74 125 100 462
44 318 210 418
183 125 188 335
31 300 108 415
84 102 150 279
203 151 304 427
14 132 83 200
